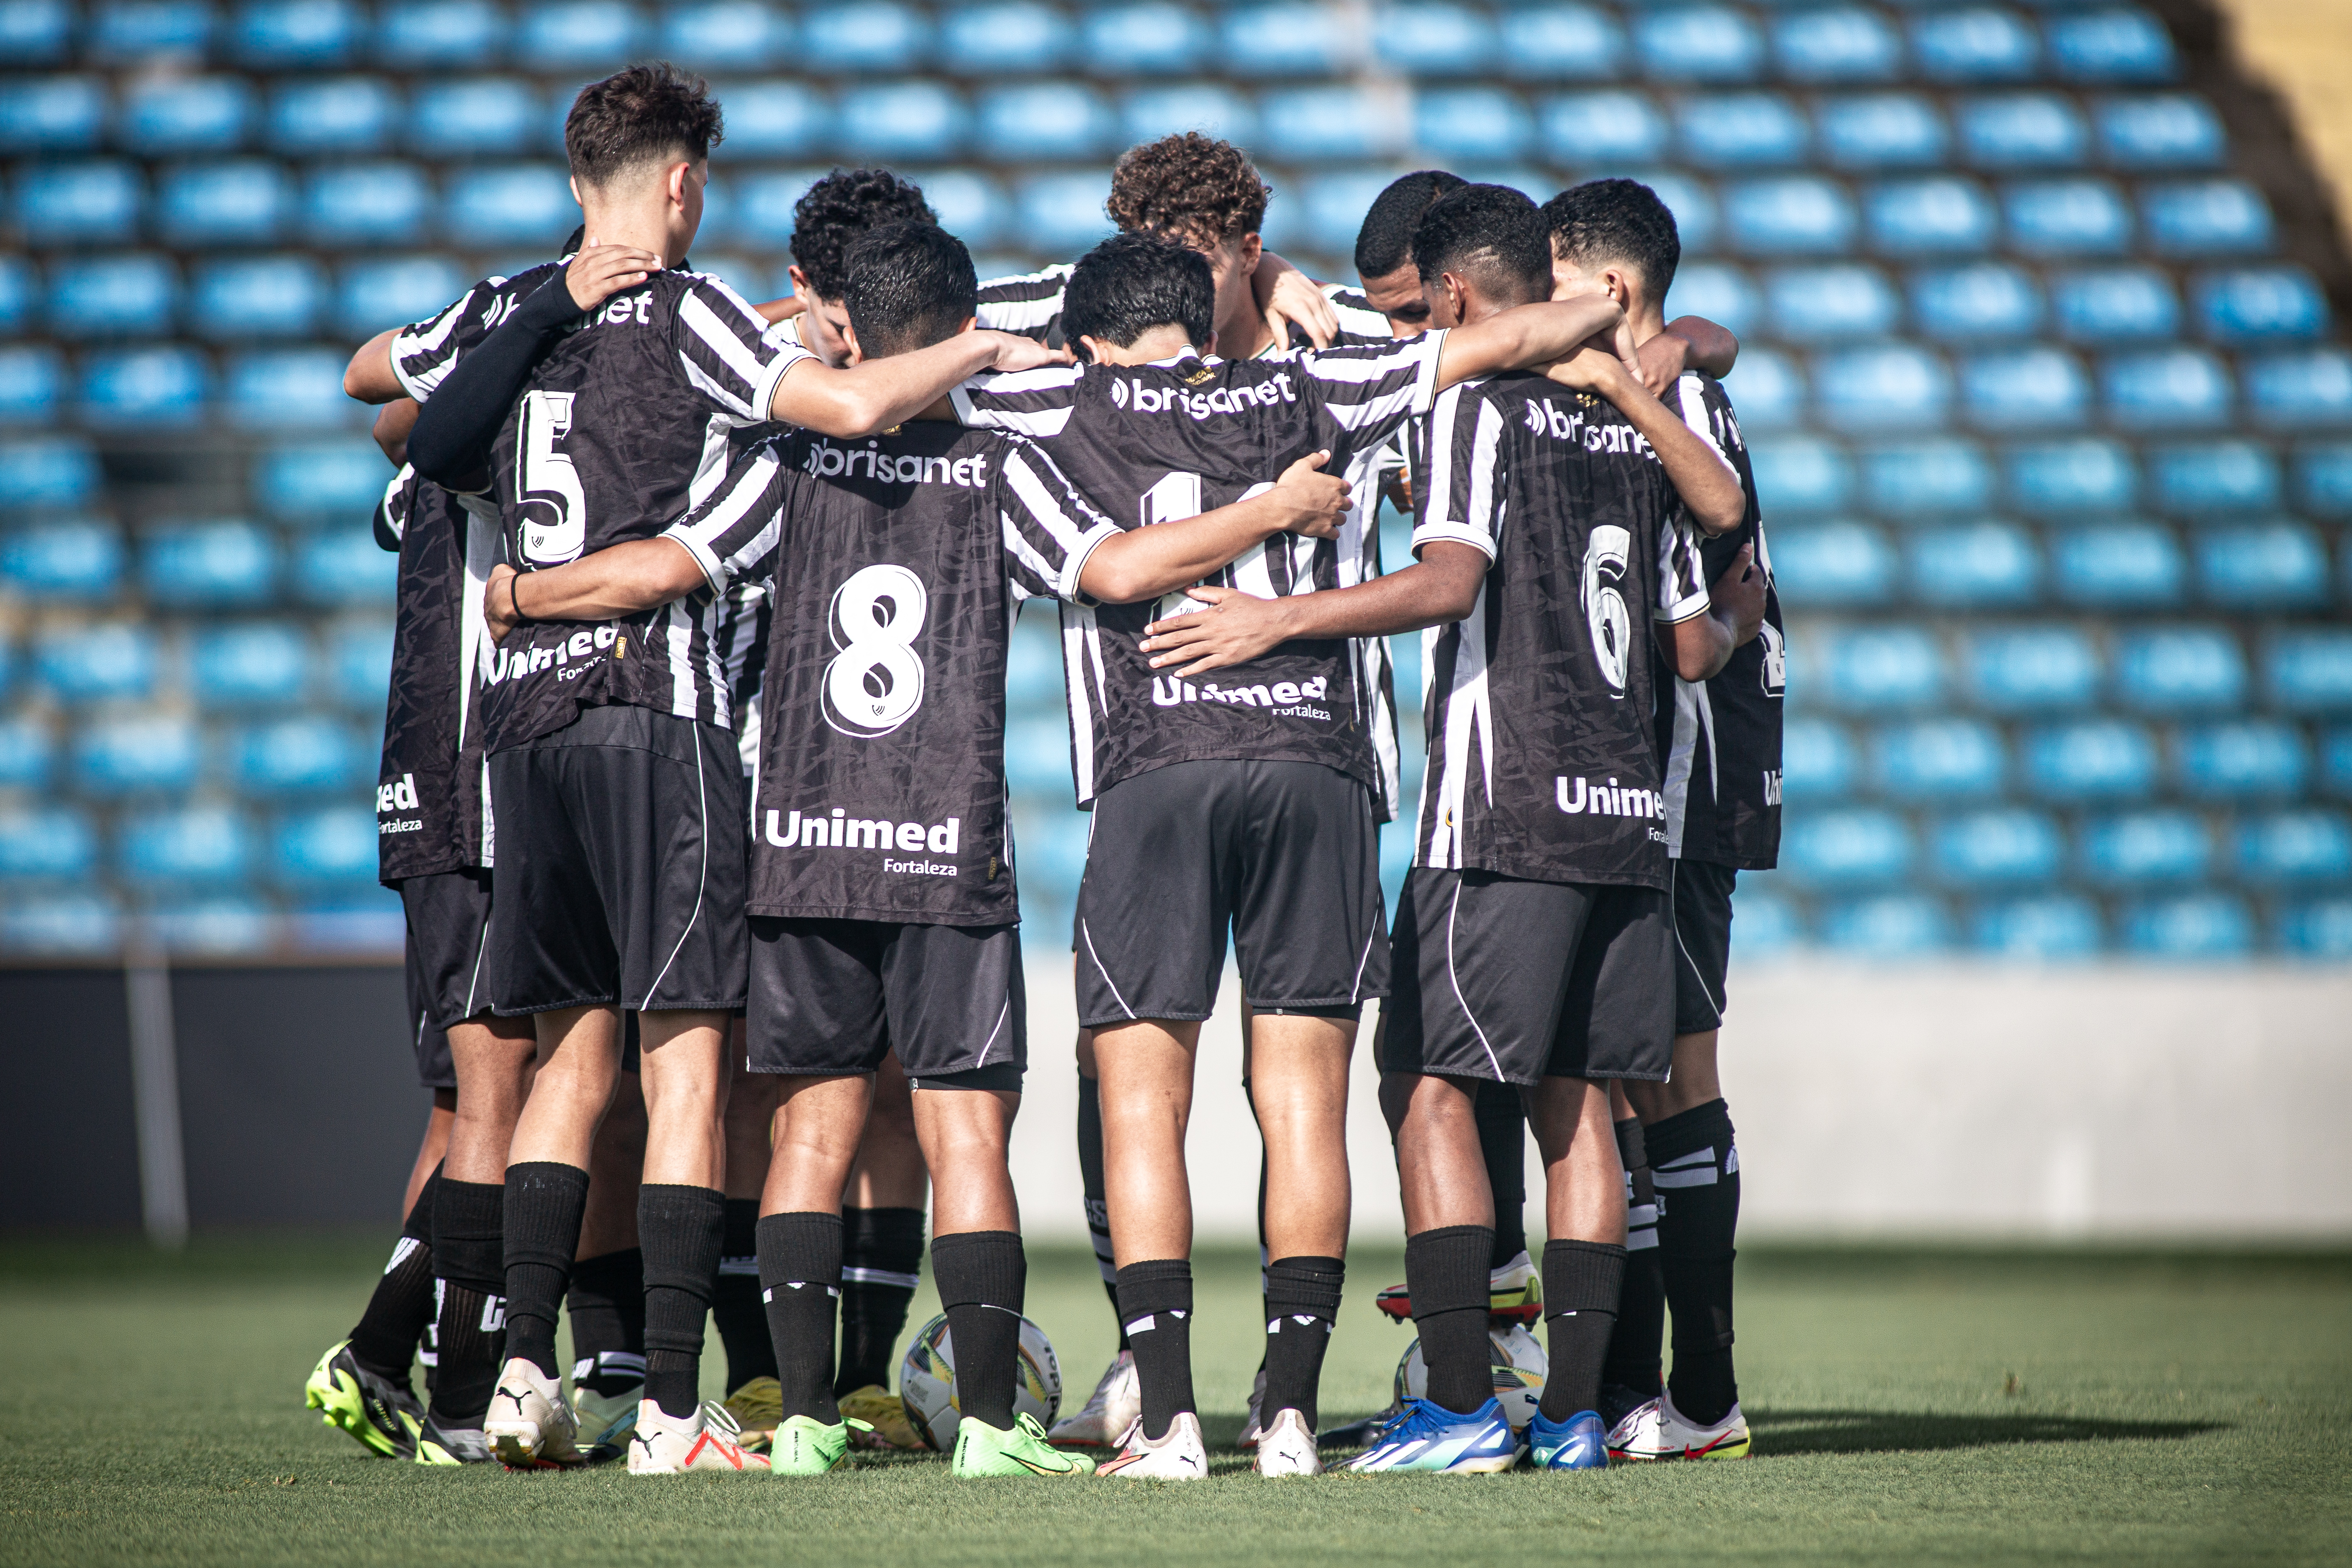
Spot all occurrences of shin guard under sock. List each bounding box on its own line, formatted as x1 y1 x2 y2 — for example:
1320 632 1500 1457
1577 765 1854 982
502 1162 590 1379
1114 1260 1195 1440
836 1206 924 1397
428 1175 507 1424
932 1230 1026 1430
348 1169 440 1383
713 1198 775 1395
1076 1073 1128 1352
1647 1098 1741 1426
1261 1255 1344 1429
1405 1225 1494 1417
1602 1116 1666 1398
757 1212 842 1425
1473 1085 1529 1269
566 1248 646 1396
1539 1239 1626 1423
638 1185 724 1419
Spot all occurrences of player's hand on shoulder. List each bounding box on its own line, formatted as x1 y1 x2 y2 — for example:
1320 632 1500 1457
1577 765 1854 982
1270 449 1350 538
1259 254 1339 351
1539 336 1633 398
1634 328 1693 397
1139 585 1291 676
564 241 662 312
980 328 1073 372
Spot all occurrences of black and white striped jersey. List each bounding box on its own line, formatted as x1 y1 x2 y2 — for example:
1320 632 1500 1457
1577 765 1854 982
1652 374 1783 870
1410 370 1713 891
974 267 1395 355
458 268 812 752
949 334 1447 807
670 423 1118 924
388 259 569 403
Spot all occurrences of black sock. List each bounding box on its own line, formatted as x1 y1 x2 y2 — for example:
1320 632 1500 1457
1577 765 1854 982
1602 1117 1665 1398
566 1248 646 1396
836 1205 924 1396
1539 1239 1626 1423
428 1175 507 1426
757 1211 842 1425
713 1198 774 1395
1474 1085 1529 1270
639 1184 724 1420
1261 1255 1343 1429
1405 1226 1493 1415
347 1170 439 1384
1114 1259 1195 1440
501 1162 589 1380
1648 1098 1740 1426
1077 1073 1128 1352
932 1230 1026 1431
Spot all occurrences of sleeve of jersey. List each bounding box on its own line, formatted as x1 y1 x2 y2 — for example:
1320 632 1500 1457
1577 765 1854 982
947 365 1083 437
973 263 1072 342
659 441 790 594
373 465 415 552
1654 517 1713 624
1675 371 1745 495
995 440 1122 602
1321 285 1398 346
1408 382 1504 562
674 277 812 423
1300 329 1448 465
389 282 492 403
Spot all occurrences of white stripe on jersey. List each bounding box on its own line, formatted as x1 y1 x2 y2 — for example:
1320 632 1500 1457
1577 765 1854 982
951 365 1084 438
998 447 1120 599
675 286 793 421
974 264 1075 334
1675 370 1739 484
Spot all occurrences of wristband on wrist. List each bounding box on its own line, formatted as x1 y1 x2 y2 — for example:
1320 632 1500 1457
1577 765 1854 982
508 570 532 626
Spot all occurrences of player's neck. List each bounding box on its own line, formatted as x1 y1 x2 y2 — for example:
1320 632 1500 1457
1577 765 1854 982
1626 304 1670 346
577 200 686 269
1217 293 1275 359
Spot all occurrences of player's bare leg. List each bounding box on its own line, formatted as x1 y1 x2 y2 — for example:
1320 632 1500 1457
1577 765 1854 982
404 1093 455 1216
836 1055 929 1448
756 1070 873 1467
1626 1031 1744 1457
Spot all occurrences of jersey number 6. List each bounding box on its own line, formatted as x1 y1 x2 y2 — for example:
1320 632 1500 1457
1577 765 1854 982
1583 524 1632 701
823 563 929 739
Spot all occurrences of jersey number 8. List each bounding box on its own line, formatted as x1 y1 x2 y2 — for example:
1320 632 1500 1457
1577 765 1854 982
823 563 929 738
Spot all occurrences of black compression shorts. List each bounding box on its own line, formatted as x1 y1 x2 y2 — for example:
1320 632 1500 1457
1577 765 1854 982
1670 858 1738 1037
747 917 1024 1089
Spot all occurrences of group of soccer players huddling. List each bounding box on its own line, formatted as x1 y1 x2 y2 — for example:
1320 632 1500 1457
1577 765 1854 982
303 56 1783 1481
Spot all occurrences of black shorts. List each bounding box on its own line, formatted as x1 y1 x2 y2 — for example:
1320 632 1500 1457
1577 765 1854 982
747 917 1024 1089
1379 867 1672 1086
1670 859 1738 1036
398 867 493 1088
1074 759 1386 1029
485 704 747 1016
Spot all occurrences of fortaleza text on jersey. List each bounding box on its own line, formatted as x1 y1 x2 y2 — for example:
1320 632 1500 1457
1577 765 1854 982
764 809 962 857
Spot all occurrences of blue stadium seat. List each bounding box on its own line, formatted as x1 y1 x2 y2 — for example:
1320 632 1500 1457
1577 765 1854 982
1375 3 1496 77
2080 809 2211 885
223 347 354 430
2193 520 2330 608
1 76 104 154
190 620 308 707
2101 346 2233 428
233 714 366 795
0 891 123 954
120 805 254 884
287 883 405 952
231 0 359 66
1723 347 1804 429
2177 717 2309 800
2299 444 2352 515
2237 811 2352 884
0 714 53 789
1748 436 1852 512
0 517 121 598
1259 87 1382 162
2003 178 2133 254
73 711 198 794
1910 262 2044 340
302 162 431 246
1958 346 2089 429
1666 262 1758 338
79 346 208 428
0 0 72 64
727 169 821 249
1416 89 1531 163
1780 716 1857 801
905 171 1003 253
1767 518 1894 606
513 0 645 70
1082 3 1210 75
410 78 540 157
1678 93 1809 168
1908 518 2042 607
1003 713 1072 798
1764 262 1895 340
799 2 927 72
141 519 279 606
2140 180 2272 255
2148 439 2280 511
1121 85 1258 151
0 436 100 509
2113 625 2244 711
2123 893 2253 957
2005 438 2139 512
1724 177 1857 254
270 805 379 886
835 83 966 161
189 255 323 341
46 251 178 339
90 0 213 58
2266 630 2352 713
2096 94 2225 169
2023 717 2158 800
1820 626 1945 711
1987 544 2121 637
1967 625 2101 711
335 254 464 340
977 83 1114 163
1638 172 1720 253
1537 91 1669 164
325 618 392 708
1874 716 2008 796
716 83 823 158
2048 8 2178 84
158 160 289 246
2280 897 2352 958
1956 93 2087 169
1780 807 1914 887
292 530 396 606
256 439 387 519
1865 176 1999 255
1932 808 2064 886
1813 344 1951 431
0 255 31 333
1498 5 1626 82
0 343 60 423
1772 6 1900 83
1820 893 1952 955
0 805 97 880
265 76 396 155
376 0 504 65
1973 893 2105 957
1016 173 1113 255
1814 92 1948 170
15 161 144 244
144 893 276 954
1859 438 1996 512
121 76 252 154
935 1 1063 72
1909 8 2039 83
2049 265 2178 342
2244 350 2352 429
1726 889 1803 954
660 1 789 68
2193 266 2327 344
1221 4 1336 76
1632 5 1762 82
445 164 574 248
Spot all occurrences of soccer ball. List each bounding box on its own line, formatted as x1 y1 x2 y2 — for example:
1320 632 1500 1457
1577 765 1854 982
897 1311 1064 1450
1395 1322 1549 1431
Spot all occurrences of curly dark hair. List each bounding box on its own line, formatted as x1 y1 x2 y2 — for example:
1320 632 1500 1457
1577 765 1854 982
1106 132 1270 250
788 167 940 301
563 62 722 187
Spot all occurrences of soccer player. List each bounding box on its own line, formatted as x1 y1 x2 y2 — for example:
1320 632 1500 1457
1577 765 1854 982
1128 184 1747 1473
1545 179 1778 1464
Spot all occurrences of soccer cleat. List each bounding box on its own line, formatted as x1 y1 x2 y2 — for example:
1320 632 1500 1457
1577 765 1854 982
1659 1393 1751 1460
628 1399 770 1474
1526 1409 1608 1470
574 1381 645 1460
1237 1365 1267 1450
1345 1398 1519 1475
413 1412 493 1465
1048 1350 1141 1448
304 1340 423 1460
1601 1388 1676 1462
1252 1408 1321 1478
764 1412 867 1476
482 1357 581 1467
953 1412 1097 1478
1316 1406 1397 1451
721 1376 782 1454
1096 1411 1210 1480
1373 1251 1543 1327
837 1384 923 1451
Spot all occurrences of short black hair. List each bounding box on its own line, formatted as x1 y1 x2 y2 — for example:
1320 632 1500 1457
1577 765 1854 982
790 167 939 301
564 63 722 187
1542 178 1682 299
1353 169 1467 280
1063 231 1215 356
841 221 977 359
1411 184 1553 304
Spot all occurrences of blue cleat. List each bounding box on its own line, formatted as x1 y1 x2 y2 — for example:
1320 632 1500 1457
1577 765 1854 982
1526 1408 1609 1470
1345 1398 1520 1474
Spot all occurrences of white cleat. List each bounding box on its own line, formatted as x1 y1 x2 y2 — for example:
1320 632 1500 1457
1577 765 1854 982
482 1357 580 1466
1252 1408 1322 1477
1658 1393 1752 1460
573 1381 645 1458
626 1399 770 1474
1237 1365 1268 1450
1048 1350 1142 1448
1605 1394 1677 1461
1096 1411 1210 1480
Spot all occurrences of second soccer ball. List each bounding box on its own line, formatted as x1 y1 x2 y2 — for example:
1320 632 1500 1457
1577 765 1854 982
898 1313 1065 1450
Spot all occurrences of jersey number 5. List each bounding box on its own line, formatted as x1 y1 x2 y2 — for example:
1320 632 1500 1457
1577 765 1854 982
823 564 928 738
518 390 585 565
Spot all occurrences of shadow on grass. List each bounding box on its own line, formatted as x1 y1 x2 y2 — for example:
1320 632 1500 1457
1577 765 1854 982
1748 1406 2228 1456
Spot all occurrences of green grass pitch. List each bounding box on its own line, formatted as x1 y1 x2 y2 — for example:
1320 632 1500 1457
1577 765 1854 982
0 1236 2344 1566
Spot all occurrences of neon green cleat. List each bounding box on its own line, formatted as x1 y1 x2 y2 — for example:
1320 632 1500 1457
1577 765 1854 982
767 1414 866 1476
304 1340 422 1460
953 1412 1098 1478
